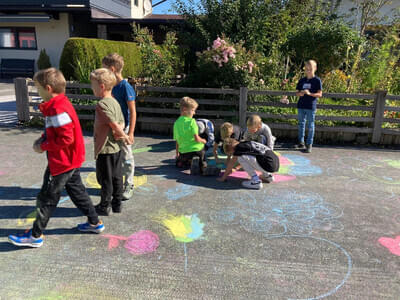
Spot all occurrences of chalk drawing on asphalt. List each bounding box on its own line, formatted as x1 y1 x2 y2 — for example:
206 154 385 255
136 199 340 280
378 235 400 256
165 184 197 201
102 230 159 255
159 214 205 272
222 153 322 182
210 189 343 237
267 235 352 300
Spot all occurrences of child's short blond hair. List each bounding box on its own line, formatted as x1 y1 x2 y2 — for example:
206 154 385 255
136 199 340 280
90 68 117 90
305 59 317 70
180 97 198 110
33 68 66 94
102 53 124 73
247 114 262 128
223 138 238 155
220 122 233 139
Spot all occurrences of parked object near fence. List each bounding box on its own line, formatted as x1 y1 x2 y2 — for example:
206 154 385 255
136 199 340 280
14 78 400 145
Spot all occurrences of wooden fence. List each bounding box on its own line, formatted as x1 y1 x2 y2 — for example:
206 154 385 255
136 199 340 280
14 78 400 145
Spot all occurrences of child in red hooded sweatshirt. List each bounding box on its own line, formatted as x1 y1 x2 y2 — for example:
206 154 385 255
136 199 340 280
8 68 104 248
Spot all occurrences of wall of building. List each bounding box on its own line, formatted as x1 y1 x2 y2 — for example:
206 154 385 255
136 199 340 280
336 0 399 25
0 13 70 71
90 0 132 18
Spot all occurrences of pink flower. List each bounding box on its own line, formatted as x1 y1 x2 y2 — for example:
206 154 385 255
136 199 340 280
152 49 162 57
213 37 222 49
248 61 254 73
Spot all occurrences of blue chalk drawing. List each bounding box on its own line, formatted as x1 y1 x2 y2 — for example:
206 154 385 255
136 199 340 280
134 183 158 196
210 189 343 237
268 235 352 300
210 190 351 299
284 154 323 176
165 184 197 201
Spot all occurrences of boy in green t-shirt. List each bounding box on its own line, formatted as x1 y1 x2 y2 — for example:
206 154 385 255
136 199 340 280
174 97 207 175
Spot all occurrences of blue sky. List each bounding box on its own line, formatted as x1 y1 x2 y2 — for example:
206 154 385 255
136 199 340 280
152 0 196 14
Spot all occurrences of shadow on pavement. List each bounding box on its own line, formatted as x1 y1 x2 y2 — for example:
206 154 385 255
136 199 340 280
136 160 244 191
0 205 85 221
0 186 100 201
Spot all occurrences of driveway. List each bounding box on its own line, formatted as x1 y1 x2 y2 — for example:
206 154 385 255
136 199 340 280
0 128 399 299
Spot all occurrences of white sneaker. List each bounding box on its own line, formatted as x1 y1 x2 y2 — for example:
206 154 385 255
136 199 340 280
260 174 274 183
122 184 134 200
242 180 263 190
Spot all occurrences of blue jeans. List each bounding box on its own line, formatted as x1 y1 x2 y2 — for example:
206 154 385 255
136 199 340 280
298 108 316 145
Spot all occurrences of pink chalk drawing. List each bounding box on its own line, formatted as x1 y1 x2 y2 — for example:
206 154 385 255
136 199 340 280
102 230 159 255
225 170 296 182
0 170 5 176
224 154 297 182
378 235 400 256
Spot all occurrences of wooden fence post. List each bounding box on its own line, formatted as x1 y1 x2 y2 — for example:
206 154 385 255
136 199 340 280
371 90 387 144
239 87 248 128
14 77 30 123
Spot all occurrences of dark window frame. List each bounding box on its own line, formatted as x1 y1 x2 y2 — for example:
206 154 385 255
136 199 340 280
0 27 38 50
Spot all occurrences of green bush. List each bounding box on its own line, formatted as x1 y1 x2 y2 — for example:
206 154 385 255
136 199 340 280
132 24 184 86
59 38 143 80
283 22 364 75
37 49 51 70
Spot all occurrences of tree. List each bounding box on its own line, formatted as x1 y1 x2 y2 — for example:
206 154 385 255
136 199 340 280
348 0 394 35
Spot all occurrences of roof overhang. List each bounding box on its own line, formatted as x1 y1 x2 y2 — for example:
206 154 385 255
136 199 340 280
91 15 185 25
0 14 51 22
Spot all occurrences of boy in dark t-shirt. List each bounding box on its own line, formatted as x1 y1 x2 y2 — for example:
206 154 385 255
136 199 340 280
213 122 245 164
294 59 322 153
217 138 280 190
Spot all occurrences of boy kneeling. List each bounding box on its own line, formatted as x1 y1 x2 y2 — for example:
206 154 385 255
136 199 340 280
217 139 280 189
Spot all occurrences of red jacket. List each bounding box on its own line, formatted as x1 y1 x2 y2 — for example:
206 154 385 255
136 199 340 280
39 94 85 176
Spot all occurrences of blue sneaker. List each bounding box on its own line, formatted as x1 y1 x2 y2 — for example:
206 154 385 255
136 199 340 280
77 221 105 233
8 229 43 248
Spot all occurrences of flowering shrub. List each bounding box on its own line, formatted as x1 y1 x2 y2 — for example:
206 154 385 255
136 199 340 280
133 25 183 86
181 37 263 89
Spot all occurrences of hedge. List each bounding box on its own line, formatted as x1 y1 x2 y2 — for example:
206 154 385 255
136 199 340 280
59 38 143 80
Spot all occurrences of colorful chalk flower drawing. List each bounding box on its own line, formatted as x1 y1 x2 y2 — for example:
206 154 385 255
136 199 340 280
102 230 159 255
211 189 343 237
378 235 400 256
161 214 204 271
219 153 322 183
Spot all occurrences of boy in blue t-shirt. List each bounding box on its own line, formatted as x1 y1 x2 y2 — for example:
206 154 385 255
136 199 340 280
102 53 136 200
294 59 322 153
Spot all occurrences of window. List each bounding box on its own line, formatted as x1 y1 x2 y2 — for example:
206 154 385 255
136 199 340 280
134 0 138 6
0 27 37 49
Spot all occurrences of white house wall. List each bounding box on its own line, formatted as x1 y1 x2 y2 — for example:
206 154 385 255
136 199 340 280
336 0 399 24
0 13 70 71
90 0 132 18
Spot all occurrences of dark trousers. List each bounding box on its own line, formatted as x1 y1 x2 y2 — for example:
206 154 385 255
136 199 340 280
96 151 123 208
176 149 206 171
32 167 99 238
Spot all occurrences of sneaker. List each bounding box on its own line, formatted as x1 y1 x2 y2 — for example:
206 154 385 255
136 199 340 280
242 180 263 190
77 221 105 233
190 157 200 175
294 142 306 149
305 144 312 153
260 174 274 183
122 184 134 201
8 229 43 248
95 204 111 216
112 204 122 213
203 166 221 176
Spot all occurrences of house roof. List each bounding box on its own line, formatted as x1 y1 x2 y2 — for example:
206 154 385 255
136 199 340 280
0 1 90 12
91 14 185 24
